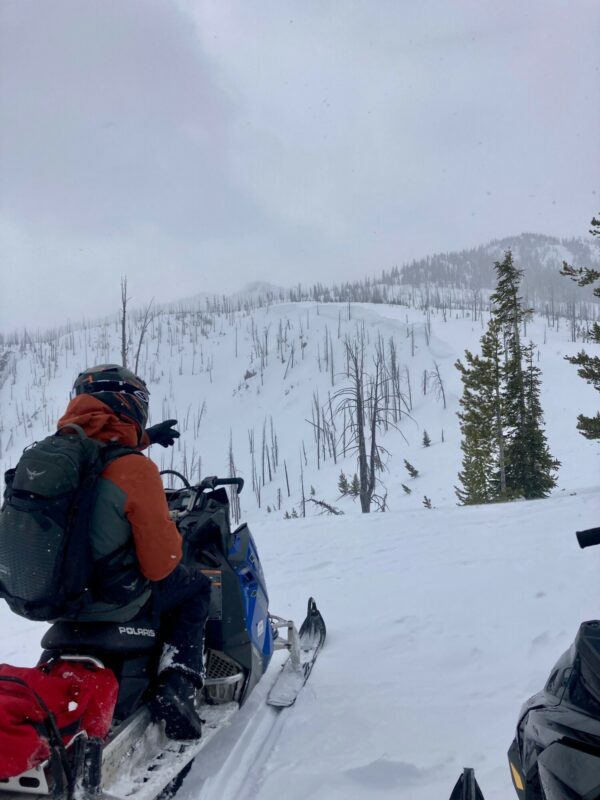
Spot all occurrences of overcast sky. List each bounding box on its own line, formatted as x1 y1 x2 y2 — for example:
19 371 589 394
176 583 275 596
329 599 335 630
0 0 598 331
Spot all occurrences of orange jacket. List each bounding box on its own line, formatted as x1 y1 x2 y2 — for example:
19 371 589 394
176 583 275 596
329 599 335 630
57 395 182 581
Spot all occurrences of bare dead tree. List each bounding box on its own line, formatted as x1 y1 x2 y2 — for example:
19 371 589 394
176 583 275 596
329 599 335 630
228 430 241 524
120 276 129 367
248 427 256 494
134 299 156 375
404 365 413 411
306 391 338 467
333 331 403 512
299 454 306 517
306 497 344 515
311 391 321 469
431 361 447 409
283 341 295 379
270 416 279 471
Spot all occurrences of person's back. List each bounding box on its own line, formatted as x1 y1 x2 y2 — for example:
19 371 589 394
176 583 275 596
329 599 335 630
58 364 210 740
57 388 180 622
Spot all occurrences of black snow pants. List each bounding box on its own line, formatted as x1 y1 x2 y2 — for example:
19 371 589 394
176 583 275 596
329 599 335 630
152 564 212 682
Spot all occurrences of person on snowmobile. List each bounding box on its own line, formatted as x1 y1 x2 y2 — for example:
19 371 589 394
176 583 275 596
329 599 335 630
57 364 210 740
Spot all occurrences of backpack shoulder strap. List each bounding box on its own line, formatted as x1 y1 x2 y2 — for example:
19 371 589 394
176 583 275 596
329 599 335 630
54 422 143 473
56 422 87 439
99 443 145 471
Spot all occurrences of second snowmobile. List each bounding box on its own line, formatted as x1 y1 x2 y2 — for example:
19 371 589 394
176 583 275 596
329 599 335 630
0 474 326 800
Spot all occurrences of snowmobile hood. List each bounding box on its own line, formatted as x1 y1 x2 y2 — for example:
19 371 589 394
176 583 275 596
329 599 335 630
57 395 141 447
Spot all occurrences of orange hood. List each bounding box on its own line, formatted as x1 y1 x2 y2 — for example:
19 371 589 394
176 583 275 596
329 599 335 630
57 395 141 447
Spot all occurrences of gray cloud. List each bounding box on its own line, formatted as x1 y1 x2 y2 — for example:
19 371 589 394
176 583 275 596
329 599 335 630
1 0 598 330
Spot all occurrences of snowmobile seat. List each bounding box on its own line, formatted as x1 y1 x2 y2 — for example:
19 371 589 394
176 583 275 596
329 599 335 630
41 620 159 656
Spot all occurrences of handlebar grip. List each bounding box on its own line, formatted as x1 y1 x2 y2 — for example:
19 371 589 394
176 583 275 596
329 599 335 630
218 477 245 494
576 528 600 549
197 476 245 494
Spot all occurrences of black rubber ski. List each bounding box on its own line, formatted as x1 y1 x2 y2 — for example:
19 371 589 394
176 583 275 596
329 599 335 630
267 598 326 708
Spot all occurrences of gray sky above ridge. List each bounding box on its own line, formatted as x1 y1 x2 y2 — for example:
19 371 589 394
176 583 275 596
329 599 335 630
0 0 598 331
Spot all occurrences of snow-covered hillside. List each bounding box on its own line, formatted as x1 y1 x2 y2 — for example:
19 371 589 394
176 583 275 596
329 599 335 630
399 232 600 303
1 301 598 514
0 300 599 799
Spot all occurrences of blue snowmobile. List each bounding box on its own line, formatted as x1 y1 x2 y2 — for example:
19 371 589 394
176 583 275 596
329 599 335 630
0 474 326 800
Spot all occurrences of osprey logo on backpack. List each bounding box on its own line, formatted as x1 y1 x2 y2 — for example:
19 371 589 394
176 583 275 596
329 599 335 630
0 424 139 622
25 467 46 481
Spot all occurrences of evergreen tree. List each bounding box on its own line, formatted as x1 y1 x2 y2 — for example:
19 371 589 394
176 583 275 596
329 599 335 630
455 322 506 504
561 215 600 440
422 430 431 447
516 343 560 497
338 470 350 496
404 460 419 478
490 250 532 495
456 250 558 504
350 473 360 497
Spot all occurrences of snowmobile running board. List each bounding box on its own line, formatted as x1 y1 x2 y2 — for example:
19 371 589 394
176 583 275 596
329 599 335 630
0 599 326 800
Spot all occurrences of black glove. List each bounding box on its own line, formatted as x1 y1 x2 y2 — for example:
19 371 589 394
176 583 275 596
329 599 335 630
146 419 180 448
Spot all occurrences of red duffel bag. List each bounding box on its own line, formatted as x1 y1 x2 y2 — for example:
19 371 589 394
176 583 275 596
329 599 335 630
0 660 118 779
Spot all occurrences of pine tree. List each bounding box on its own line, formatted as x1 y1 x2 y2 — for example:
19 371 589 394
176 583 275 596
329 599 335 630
401 483 412 495
338 470 350 496
423 495 432 509
422 430 431 447
350 473 360 497
561 215 600 439
404 460 419 478
456 250 558 504
516 343 560 497
490 253 526 486
455 323 505 504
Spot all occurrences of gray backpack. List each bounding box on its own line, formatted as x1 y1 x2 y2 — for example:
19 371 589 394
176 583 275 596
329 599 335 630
0 424 137 621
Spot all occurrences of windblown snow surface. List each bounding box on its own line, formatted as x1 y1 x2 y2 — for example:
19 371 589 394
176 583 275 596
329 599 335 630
0 301 599 799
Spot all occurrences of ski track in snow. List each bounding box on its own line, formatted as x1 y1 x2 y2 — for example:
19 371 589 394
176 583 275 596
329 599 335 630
0 301 599 799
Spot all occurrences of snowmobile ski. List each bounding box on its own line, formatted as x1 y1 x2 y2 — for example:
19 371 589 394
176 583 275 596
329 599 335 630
267 597 326 708
448 768 486 800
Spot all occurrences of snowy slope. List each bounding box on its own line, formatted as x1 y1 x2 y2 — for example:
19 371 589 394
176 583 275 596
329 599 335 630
1 301 598 513
0 300 599 799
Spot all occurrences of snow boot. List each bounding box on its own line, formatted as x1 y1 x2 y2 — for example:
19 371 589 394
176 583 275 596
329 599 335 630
150 670 203 741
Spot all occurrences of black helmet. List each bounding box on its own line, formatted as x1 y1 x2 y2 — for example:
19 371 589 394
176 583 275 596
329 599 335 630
73 364 150 432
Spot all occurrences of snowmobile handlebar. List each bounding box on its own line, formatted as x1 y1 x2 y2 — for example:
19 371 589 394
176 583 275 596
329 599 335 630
164 475 245 521
576 528 600 549
160 471 244 495
196 476 245 495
